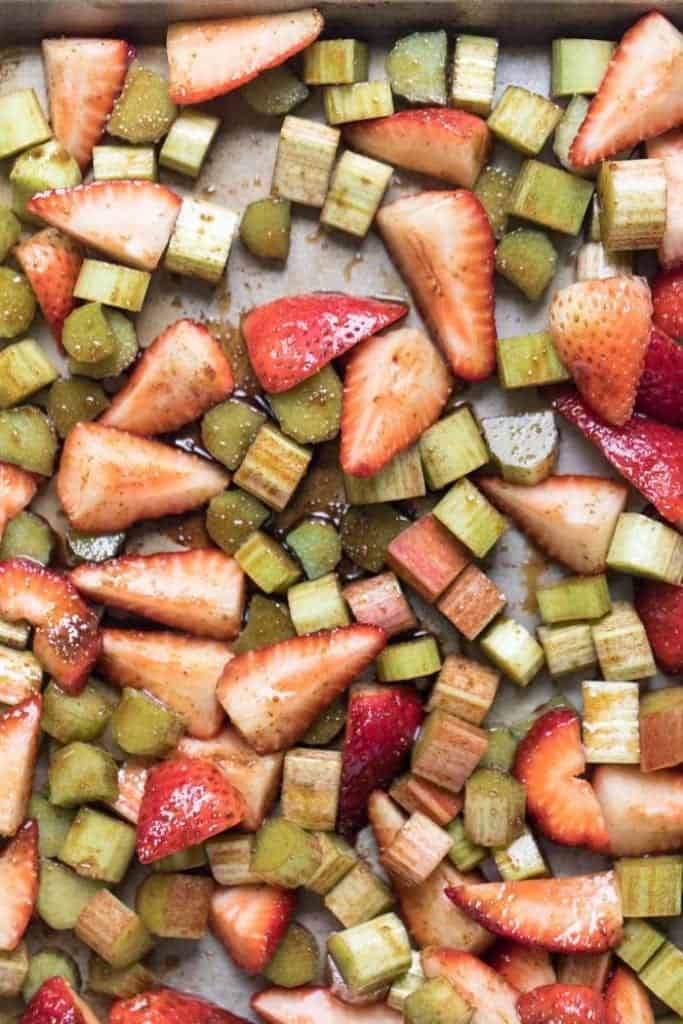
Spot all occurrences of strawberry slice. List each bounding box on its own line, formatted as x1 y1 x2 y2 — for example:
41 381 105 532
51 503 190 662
22 977 102 1024
0 558 100 693
107 759 148 825
72 549 245 640
604 967 654 1024
99 319 234 435
0 820 38 951
592 764 683 855
367 788 407 851
517 984 605 1024
477 475 627 575
488 943 557 994
28 181 181 272
647 129 683 270
42 38 130 170
338 684 423 838
57 423 229 532
446 874 623 953
652 267 683 337
252 988 401 1024
344 108 491 188
549 278 652 426
136 755 245 863
635 578 683 673
99 628 232 740
0 695 41 838
111 987 249 1024
0 463 36 539
14 229 83 344
209 885 295 974
340 327 451 477
216 625 386 755
167 10 323 104
242 293 408 394
377 190 496 382
553 390 683 527
514 708 610 854
635 326 683 425
422 949 521 1024
570 12 683 167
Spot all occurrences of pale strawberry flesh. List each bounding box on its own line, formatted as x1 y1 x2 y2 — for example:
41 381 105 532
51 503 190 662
0 463 36 538
252 987 402 1024
0 694 41 838
14 229 83 345
0 820 39 952
487 942 557 994
422 949 522 1024
592 764 683 855
209 885 295 974
647 128 683 270
604 967 654 1024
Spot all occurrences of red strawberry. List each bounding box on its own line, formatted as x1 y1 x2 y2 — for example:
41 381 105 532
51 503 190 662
340 327 451 477
99 628 232 739
136 755 245 863
216 625 386 755
14 229 83 344
0 463 36 538
252 988 402 1024
517 984 605 1024
99 319 234 435
344 108 491 188
0 820 39 951
446 874 623 954
0 695 41 838
242 293 408 394
209 885 295 974
635 326 683 425
652 267 683 337
635 578 683 673
72 549 245 640
514 708 610 854
554 390 683 527
42 38 130 170
338 684 423 838
57 423 229 532
377 190 496 382
477 475 627 575
111 987 249 1024
570 12 683 167
28 181 181 272
647 129 683 270
422 949 521 1024
488 943 557 994
592 764 683 855
22 977 102 1024
107 758 148 825
604 967 654 1024
549 278 652 426
167 10 323 104
0 558 100 693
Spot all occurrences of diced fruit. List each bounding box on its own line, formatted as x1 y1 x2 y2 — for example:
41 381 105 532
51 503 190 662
516 984 606 1024
107 759 148 826
287 519 341 580
68 308 138 379
0 406 56 475
73 258 150 311
263 924 319 988
252 986 403 1024
412 710 488 795
419 406 489 490
495 229 557 302
386 30 447 105
636 326 683 426
47 377 109 439
616 920 665 973
0 822 39 951
207 490 269 557
136 873 213 939
0 267 37 340
387 514 469 602
465 768 526 847
281 747 341 830
272 116 340 207
474 165 515 239
14 229 83 344
240 198 291 261
0 464 36 540
232 594 295 655
639 940 683 1016
507 160 594 236
604 967 654 1024
343 572 416 637
159 109 220 177
537 575 611 624
487 86 561 155
0 204 20 261
607 512 683 584
575 242 632 280
10 140 82 225
0 942 28 998
111 689 184 758
242 66 309 116
235 531 302 594
556 954 611 991
488 943 556 994
93 145 157 181
598 159 667 251
324 81 394 125
438 565 506 641
304 39 368 84
111 987 248 1024
75 890 153 969
0 89 51 159
639 686 683 771
49 740 118 807
593 764 683 855
482 412 558 486
551 38 614 96
324 859 393 926
164 197 238 284
615 855 682 917
321 151 392 238
328 912 411 997
480 618 544 687
306 834 356 896
496 330 569 389
107 63 177 144
22 978 99 1024
581 681 640 764
0 509 53 564
433 479 507 558
343 447 425 505
390 774 463 826
422 948 520 1024
210 885 295 973
252 818 321 889
37 859 105 931
451 35 499 116
88 958 155 999
429 655 498 725
592 601 655 681
22 949 79 1004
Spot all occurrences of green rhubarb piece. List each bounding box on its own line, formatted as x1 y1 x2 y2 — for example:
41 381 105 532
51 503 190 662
302 696 346 746
327 912 411 996
10 140 81 224
92 145 157 181
48 742 119 808
242 66 309 116
404 977 473 1024
251 817 321 888
270 365 342 444
0 89 51 159
487 86 561 155
446 816 487 872
464 768 526 847
235 530 302 594
479 728 518 772
324 862 394 927
481 411 558 485
288 572 350 635
164 197 238 284
537 623 597 677
340 504 406 573
206 835 257 886
345 447 426 505
324 82 394 125
234 422 312 511
75 889 154 970
68 309 139 379
46 377 109 438
493 827 549 881
588 195 602 241
286 518 341 580
37 859 105 931
74 259 150 312
551 38 615 96
607 512 683 584
474 165 515 239
388 953 425 1013
419 406 489 489
28 796 75 859
152 844 207 874
508 159 595 235
304 40 369 85
598 158 667 251
553 96 596 176
0 339 56 409
0 945 28 999
0 205 21 262
433 478 507 558
206 488 269 556
451 35 498 116
0 511 54 565
616 919 666 971
495 228 558 301
41 680 116 744
321 150 392 238
306 833 356 895
0 406 57 475
108 63 177 143
88 957 155 999
65 527 125 565
591 601 655 681
272 116 340 207
481 617 545 686
0 267 36 339
201 398 266 470
615 856 683 917
537 574 611 624
639 942 683 1017
62 303 117 364
497 330 570 389
263 923 319 987
240 198 291 261
59 807 136 884
386 31 448 105
376 636 442 682
136 873 213 939
111 688 184 757
232 594 295 654
159 110 220 177
22 951 80 1003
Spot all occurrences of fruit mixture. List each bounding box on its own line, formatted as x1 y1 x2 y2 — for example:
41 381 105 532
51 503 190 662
1 8 683 1024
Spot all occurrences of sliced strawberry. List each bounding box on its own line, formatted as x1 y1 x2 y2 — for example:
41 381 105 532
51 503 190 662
338 685 423 838
0 558 100 693
111 987 249 1024
14 228 83 344
99 628 231 739
107 758 149 825
488 943 557 994
136 755 245 863
477 475 627 575
57 423 229 532
635 578 683 673
514 708 610 854
652 267 683 337
28 181 181 272
0 820 39 951
592 764 683 855
446 874 623 953
344 108 490 188
604 967 654 1024
216 625 386 755
0 463 36 539
72 549 245 640
252 987 401 1024
647 129 683 270
549 278 652 426
377 190 496 382
0 695 41 838
556 955 611 992
422 949 521 1024
570 12 683 167
100 319 234 435
167 10 323 104
22 977 101 1024
209 885 295 974
367 788 407 852
635 326 683 425
42 38 130 170
517 984 605 1024
242 293 408 394
554 390 683 527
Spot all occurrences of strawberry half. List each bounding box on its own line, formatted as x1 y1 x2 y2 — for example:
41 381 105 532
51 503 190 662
111 987 249 1024
99 319 234 436
344 108 491 188
22 977 101 1024
216 625 386 755
14 229 83 345
514 707 610 854
0 694 41 838
0 820 39 951
42 38 130 170
209 885 295 974
0 463 36 538
635 578 683 673
488 943 557 994
549 277 652 426
136 755 245 863
167 10 323 104
554 390 683 527
604 967 654 1024
57 423 229 532
242 293 408 394
28 181 181 272
72 549 245 640
570 12 683 167
635 326 683 425
99 628 232 739
0 558 100 693
647 129 683 270
252 988 402 1024
592 764 683 855
446 874 623 953
517 984 605 1024
340 327 451 477
422 949 521 1024
377 190 496 382
477 475 627 575
652 267 683 337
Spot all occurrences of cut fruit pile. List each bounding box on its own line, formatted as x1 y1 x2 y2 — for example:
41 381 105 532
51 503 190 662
2 7 683 1024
